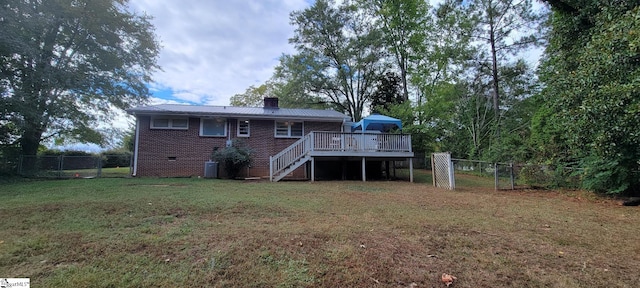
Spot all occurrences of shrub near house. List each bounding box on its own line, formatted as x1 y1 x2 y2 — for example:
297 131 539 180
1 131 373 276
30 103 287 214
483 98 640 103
211 139 252 179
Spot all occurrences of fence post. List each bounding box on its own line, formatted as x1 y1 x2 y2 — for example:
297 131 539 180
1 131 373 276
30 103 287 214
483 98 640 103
448 157 455 190
494 163 498 191
18 155 23 175
97 156 102 178
510 162 515 190
431 153 436 187
58 155 63 178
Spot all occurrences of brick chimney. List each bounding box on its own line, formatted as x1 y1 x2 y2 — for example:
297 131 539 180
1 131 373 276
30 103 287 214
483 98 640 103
263 97 279 108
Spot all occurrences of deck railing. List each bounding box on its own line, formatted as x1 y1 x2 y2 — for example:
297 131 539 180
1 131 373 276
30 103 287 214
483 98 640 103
312 131 412 152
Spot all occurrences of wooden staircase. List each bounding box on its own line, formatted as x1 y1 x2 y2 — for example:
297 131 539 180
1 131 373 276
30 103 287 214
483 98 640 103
269 133 312 182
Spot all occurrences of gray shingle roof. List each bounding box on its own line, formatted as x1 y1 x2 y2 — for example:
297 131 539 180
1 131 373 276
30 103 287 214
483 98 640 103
127 104 351 122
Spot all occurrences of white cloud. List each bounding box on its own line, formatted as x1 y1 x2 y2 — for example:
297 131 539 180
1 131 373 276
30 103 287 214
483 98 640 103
172 91 204 103
129 0 310 105
148 97 188 105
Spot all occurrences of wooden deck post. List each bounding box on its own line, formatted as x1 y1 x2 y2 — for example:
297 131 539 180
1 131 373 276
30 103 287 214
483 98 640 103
385 161 390 180
311 157 315 182
342 159 347 180
361 157 366 182
409 157 414 183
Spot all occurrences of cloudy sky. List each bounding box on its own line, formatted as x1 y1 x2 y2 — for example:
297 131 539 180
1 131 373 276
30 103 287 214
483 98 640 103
128 0 312 106
126 0 541 108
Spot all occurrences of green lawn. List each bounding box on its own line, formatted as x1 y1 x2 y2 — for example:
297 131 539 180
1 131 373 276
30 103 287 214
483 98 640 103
99 166 131 178
16 167 131 179
1 172 638 287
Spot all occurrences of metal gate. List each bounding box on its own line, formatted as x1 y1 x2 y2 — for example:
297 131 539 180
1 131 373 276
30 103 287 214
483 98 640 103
432 152 455 190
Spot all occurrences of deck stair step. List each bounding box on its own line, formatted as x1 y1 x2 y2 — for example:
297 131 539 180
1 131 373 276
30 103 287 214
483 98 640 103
272 155 310 182
270 133 312 182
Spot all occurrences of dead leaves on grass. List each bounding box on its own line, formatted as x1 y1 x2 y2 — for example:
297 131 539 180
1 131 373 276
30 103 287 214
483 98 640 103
441 273 457 286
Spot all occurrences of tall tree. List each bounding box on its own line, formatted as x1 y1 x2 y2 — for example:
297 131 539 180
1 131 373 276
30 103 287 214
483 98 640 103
485 60 539 161
412 1 474 126
361 0 431 102
0 0 160 156
286 0 386 121
455 66 495 159
230 84 273 107
230 79 328 109
369 72 404 114
464 0 543 138
271 59 332 109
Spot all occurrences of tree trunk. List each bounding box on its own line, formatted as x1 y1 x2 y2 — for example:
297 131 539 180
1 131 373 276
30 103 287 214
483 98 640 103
489 9 501 140
20 128 44 156
401 61 409 102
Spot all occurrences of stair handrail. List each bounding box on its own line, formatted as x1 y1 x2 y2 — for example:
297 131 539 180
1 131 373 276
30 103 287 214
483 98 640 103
270 133 312 180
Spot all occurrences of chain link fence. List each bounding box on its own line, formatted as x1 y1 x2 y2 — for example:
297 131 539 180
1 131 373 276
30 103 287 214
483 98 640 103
100 153 133 178
17 154 132 179
451 159 509 190
513 164 582 189
451 158 583 190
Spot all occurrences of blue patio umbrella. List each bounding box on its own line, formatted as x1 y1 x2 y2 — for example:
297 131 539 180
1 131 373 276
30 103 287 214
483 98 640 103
351 114 402 132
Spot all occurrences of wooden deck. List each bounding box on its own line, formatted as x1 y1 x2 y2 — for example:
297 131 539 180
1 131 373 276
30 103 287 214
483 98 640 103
270 131 414 182
308 131 414 158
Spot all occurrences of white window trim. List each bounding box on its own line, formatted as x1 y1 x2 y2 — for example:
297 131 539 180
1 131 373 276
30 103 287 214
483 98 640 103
200 118 227 137
274 120 304 138
150 117 189 130
237 119 250 137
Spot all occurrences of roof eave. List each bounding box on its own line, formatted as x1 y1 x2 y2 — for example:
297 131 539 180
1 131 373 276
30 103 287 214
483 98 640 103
128 111 348 122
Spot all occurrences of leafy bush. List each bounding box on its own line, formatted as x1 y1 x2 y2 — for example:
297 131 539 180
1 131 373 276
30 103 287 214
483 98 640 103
518 164 552 188
211 139 253 179
101 149 132 168
581 156 631 195
0 145 21 176
517 164 581 190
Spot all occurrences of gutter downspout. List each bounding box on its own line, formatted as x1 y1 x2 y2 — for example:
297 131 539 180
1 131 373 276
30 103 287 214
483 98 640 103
132 116 140 177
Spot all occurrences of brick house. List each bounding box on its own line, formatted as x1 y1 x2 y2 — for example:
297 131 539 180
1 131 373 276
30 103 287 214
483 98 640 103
127 97 414 181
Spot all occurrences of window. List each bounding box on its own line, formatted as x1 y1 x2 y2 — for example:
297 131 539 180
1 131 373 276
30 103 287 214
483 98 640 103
200 118 227 137
274 121 304 138
151 117 189 129
153 118 169 128
291 122 303 137
171 118 188 128
275 121 289 137
237 119 250 137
